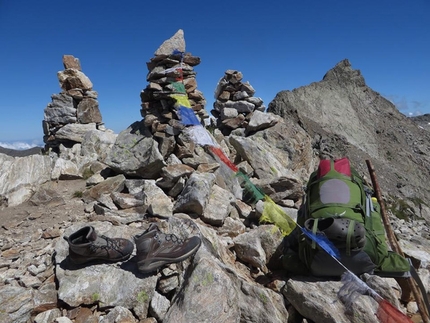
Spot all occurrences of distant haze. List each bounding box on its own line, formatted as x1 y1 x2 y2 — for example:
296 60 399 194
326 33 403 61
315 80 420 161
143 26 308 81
0 140 44 151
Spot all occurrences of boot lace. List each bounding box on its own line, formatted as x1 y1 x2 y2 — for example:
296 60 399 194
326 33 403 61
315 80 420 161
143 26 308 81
89 235 126 255
155 232 185 245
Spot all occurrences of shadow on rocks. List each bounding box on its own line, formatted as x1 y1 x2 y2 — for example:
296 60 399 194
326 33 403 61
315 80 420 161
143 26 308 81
120 255 156 279
58 255 151 280
58 256 119 271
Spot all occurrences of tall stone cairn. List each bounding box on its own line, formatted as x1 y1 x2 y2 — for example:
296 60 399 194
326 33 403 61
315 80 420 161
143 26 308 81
211 70 266 135
43 55 103 149
140 29 207 139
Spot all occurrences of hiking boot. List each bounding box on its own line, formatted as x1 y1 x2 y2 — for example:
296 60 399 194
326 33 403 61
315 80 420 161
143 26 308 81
64 226 134 265
135 223 201 273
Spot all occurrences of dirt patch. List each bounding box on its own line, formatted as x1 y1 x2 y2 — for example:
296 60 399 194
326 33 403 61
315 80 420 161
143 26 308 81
0 179 87 237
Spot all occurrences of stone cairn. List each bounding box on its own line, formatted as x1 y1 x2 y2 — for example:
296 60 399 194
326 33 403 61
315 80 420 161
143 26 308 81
140 29 207 143
43 55 103 150
211 70 266 135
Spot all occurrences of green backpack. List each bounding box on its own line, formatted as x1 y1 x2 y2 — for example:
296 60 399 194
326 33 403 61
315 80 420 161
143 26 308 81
295 158 410 277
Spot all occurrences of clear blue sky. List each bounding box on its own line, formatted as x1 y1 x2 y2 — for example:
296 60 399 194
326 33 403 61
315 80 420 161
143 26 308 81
1 0 429 148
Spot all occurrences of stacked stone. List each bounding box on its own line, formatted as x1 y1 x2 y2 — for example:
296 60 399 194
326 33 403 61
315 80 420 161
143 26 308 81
140 29 207 138
211 70 266 135
43 55 103 149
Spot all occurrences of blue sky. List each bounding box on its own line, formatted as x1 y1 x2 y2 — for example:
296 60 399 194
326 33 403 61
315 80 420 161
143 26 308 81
1 0 429 149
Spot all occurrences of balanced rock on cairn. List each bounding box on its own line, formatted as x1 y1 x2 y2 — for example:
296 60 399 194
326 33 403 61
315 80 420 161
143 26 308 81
211 70 266 135
140 29 207 142
43 55 103 151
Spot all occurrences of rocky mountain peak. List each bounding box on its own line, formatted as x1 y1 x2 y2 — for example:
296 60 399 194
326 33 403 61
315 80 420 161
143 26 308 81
1 31 429 323
322 58 366 87
268 59 430 204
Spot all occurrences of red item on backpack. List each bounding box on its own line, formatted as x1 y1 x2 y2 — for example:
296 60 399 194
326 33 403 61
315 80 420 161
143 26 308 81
317 157 352 178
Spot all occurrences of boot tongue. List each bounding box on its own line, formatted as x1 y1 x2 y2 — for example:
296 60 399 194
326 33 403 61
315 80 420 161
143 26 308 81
86 226 98 242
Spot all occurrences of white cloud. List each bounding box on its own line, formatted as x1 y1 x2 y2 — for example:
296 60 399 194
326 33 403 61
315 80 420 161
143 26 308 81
0 140 43 150
384 94 426 117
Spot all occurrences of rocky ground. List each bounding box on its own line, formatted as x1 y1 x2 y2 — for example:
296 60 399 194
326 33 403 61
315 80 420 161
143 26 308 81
1 179 426 323
0 179 89 322
1 179 87 237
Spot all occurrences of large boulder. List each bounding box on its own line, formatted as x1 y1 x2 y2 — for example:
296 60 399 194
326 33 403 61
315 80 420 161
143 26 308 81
105 121 166 179
0 153 52 207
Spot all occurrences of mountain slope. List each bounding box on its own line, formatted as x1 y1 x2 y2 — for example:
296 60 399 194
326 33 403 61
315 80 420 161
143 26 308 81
268 59 430 203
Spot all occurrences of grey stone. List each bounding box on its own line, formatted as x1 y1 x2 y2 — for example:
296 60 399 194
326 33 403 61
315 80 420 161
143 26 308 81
217 217 246 237
99 306 137 323
77 98 102 124
246 110 278 133
233 90 249 101
163 256 240 323
57 68 93 90
142 179 173 217
44 93 76 124
83 174 125 202
110 191 144 209
174 172 216 215
157 164 195 189
283 278 377 323
201 184 235 226
149 291 170 321
154 29 185 56
54 123 97 143
0 154 52 207
105 121 166 179
51 158 81 180
0 285 34 323
233 228 268 269
34 308 62 323
81 130 118 161
239 280 289 323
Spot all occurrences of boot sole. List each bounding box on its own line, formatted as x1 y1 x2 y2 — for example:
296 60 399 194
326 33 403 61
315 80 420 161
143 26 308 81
69 252 132 265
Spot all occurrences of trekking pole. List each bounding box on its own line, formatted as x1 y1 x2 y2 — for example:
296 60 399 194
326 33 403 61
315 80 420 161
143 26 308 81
366 159 430 323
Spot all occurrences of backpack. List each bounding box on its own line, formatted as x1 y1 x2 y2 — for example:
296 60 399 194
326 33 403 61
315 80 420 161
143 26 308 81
292 157 410 277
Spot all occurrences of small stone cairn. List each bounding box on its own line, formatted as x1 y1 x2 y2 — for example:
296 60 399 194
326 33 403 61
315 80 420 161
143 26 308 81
140 29 207 140
211 70 266 135
43 55 103 150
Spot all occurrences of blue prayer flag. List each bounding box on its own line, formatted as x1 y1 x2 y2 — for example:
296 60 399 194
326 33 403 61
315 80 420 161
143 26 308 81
178 106 200 126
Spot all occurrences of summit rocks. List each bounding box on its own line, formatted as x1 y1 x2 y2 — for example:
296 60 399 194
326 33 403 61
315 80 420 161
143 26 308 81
1 32 429 323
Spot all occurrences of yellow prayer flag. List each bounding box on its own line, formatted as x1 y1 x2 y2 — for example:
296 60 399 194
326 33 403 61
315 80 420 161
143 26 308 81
260 196 296 236
170 94 191 108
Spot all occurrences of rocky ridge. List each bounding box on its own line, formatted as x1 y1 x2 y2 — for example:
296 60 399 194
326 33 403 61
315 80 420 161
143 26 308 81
411 113 430 132
1 30 429 323
268 59 430 206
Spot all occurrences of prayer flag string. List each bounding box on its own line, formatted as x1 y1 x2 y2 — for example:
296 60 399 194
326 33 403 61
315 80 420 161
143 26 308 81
165 49 412 323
